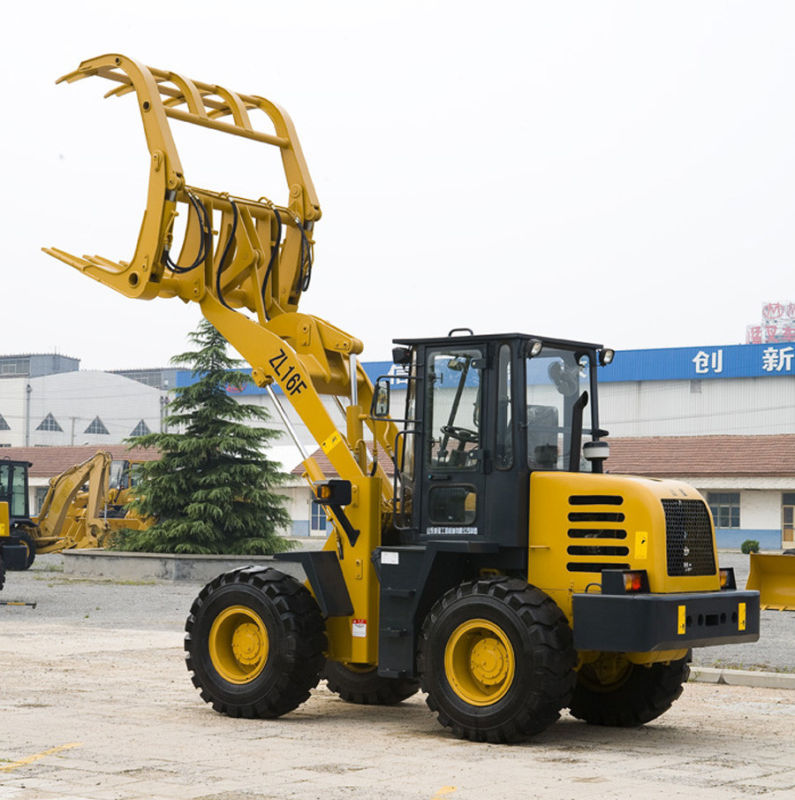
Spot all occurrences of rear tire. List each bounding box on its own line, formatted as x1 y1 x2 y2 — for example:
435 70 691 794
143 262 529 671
418 578 576 743
185 567 326 719
13 527 36 570
323 660 420 705
0 555 6 591
568 653 690 726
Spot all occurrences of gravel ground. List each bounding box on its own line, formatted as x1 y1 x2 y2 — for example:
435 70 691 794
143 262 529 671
0 551 793 800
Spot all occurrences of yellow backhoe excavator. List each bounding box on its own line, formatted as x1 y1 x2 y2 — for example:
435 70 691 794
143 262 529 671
45 54 761 742
1 452 145 570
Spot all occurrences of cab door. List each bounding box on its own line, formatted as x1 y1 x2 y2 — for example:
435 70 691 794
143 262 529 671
418 346 486 540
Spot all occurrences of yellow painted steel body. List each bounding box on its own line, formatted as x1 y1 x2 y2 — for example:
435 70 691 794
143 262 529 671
44 54 400 667
747 553 795 611
0 503 9 538
208 605 269 684
444 619 516 706
529 471 718 665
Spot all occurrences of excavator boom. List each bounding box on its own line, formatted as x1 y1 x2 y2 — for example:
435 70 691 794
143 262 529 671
34 451 113 551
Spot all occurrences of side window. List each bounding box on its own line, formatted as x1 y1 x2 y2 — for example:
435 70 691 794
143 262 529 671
11 465 26 518
708 492 740 528
526 348 587 471
0 464 8 501
495 344 513 469
427 349 482 470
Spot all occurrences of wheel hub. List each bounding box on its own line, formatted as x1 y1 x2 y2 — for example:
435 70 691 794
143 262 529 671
231 622 265 666
469 637 510 686
208 605 269 684
444 618 516 707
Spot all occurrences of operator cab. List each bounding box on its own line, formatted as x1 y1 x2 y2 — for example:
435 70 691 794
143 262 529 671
373 332 614 551
0 460 31 524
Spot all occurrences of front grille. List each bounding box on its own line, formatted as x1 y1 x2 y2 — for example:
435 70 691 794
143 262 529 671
662 499 715 576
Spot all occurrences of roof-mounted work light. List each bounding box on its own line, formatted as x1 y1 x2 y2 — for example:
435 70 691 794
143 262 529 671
599 348 615 366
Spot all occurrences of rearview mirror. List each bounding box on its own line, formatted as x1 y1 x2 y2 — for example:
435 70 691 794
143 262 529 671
371 379 391 418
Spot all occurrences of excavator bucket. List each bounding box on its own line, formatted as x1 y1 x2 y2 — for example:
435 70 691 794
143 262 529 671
746 553 795 611
43 53 321 324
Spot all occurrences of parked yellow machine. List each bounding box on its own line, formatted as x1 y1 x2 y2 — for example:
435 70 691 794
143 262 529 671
747 552 795 611
1 453 146 570
45 54 761 742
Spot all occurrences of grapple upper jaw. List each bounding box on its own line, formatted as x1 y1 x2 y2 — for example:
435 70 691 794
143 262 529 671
44 53 321 319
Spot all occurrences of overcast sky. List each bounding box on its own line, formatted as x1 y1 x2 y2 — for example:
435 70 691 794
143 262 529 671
3 1 794 370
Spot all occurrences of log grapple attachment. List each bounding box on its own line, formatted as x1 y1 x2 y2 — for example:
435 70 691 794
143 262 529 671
44 53 320 323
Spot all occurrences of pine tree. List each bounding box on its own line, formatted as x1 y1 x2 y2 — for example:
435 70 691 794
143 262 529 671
113 319 292 554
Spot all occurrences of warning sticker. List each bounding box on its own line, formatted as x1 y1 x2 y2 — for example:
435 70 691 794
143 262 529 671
352 619 367 638
321 431 343 455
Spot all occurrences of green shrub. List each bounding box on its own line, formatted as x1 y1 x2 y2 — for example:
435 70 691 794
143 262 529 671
741 539 760 554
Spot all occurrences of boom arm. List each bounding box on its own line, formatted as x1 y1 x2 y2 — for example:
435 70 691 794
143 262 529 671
44 53 398 493
35 451 112 541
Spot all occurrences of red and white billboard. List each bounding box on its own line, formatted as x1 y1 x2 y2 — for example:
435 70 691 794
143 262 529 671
746 302 795 344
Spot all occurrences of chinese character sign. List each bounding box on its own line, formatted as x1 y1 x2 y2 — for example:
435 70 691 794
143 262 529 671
762 346 795 373
692 349 724 374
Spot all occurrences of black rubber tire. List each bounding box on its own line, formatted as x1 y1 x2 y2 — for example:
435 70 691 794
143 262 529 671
323 660 420 705
568 653 690 726
13 527 36 570
0 555 6 592
185 567 326 719
418 578 577 743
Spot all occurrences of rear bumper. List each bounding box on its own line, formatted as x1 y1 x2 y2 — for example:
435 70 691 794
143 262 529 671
572 589 760 652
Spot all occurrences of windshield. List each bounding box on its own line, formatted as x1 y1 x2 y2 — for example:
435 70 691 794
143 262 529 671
526 348 593 471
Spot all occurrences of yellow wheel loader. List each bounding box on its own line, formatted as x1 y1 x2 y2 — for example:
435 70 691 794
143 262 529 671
45 54 761 742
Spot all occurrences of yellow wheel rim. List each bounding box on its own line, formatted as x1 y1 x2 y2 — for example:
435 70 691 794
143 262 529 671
579 653 633 692
208 605 269 684
444 618 515 706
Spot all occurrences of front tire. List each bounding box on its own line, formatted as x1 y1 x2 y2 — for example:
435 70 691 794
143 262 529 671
418 578 576 743
568 652 690 726
185 567 326 719
323 661 420 705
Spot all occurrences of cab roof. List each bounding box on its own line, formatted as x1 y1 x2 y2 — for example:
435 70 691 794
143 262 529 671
392 332 604 351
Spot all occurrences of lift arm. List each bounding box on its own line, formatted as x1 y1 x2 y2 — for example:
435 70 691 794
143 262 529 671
43 53 398 493
44 54 399 663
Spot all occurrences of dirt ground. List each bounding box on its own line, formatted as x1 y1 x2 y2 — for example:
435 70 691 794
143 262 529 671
1 562 794 800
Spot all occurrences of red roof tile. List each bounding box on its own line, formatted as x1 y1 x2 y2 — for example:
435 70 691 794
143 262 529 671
0 445 159 478
292 446 396 478
607 435 795 478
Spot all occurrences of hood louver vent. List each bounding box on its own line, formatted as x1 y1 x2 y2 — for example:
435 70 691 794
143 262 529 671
566 495 630 573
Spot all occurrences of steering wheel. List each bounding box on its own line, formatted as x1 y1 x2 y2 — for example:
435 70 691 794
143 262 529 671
441 425 478 444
